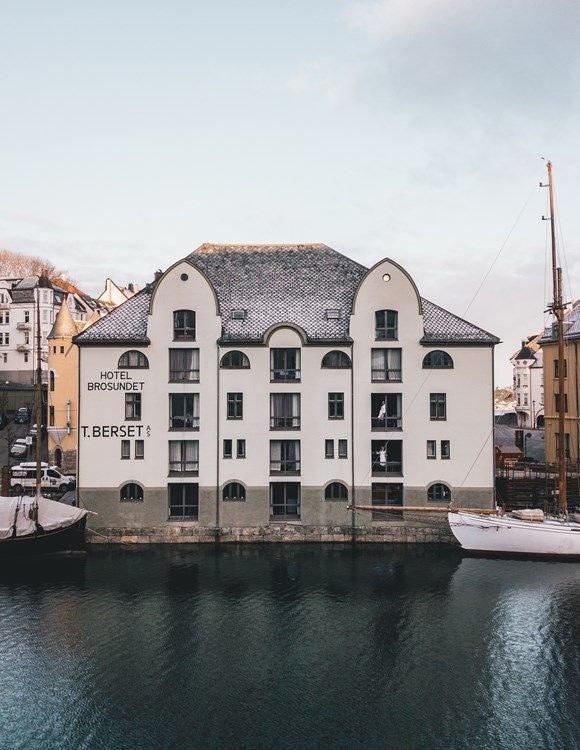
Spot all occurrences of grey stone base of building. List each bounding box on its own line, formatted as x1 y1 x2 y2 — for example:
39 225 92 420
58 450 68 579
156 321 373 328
87 520 456 546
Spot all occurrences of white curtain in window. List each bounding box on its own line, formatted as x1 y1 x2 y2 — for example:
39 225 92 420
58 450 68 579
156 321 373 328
371 349 385 371
387 349 401 372
270 441 282 463
290 394 300 418
191 394 200 419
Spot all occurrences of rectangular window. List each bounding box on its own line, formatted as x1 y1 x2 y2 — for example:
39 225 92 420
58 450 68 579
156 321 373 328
227 392 243 419
375 310 398 340
554 393 568 413
60 346 64 354
338 439 348 458
430 393 446 420
24 311 30 323
168 483 199 519
270 440 300 474
523 394 528 406
270 482 300 519
121 440 130 459
325 439 334 458
169 393 199 429
169 440 199 473
24 353 28 363
135 440 144 459
371 483 403 519
3 333 8 346
4 312 8 324
125 393 142 420
441 440 451 460
270 348 301 381
371 349 402 382
371 393 402 430
223 439 233 459
237 439 246 458
371 440 403 475
42 310 47 323
173 310 196 340
169 348 200 382
554 359 568 378
49 405 55 427
427 440 436 459
328 392 344 419
2 353 6 363
270 393 300 429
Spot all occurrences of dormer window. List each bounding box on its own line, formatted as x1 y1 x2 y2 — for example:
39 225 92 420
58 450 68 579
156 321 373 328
375 310 398 340
231 309 247 321
173 310 196 340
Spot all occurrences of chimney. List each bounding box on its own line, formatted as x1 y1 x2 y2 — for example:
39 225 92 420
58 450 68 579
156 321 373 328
154 269 163 281
127 283 134 292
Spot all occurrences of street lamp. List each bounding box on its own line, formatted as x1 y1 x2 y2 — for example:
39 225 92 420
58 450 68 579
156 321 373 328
523 431 532 460
532 400 536 429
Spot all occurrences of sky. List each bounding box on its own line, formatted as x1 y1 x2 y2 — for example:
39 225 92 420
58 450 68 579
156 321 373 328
1 0 580 385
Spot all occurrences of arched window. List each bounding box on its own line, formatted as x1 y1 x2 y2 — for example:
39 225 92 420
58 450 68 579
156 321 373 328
423 350 454 369
49 370 55 392
220 351 250 369
325 482 348 501
120 483 143 502
375 310 398 340
321 351 352 369
54 447 62 468
118 350 149 369
222 482 246 501
173 310 196 340
427 483 451 502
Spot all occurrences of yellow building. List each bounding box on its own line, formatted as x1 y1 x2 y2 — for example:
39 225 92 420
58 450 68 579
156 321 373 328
541 301 580 465
47 303 105 472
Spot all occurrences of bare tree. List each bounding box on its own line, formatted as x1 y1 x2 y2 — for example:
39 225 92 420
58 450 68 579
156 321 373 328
0 249 73 281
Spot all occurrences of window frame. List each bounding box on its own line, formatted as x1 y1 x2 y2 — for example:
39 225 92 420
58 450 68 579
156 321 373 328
422 350 454 369
237 439 246 459
125 393 142 421
120 482 143 502
168 440 199 474
328 392 345 420
441 440 451 460
227 392 243 420
270 348 301 382
375 309 398 341
427 440 436 459
223 482 246 502
220 350 250 369
118 350 149 369
168 482 199 519
325 439 334 459
429 393 447 421
321 350 352 369
338 439 348 459
173 309 196 341
427 483 451 503
169 393 199 430
169 348 200 383
325 482 348 501
121 439 130 460
270 481 301 520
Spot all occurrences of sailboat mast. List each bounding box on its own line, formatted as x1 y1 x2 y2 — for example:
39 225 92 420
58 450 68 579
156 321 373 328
546 161 567 514
35 283 42 497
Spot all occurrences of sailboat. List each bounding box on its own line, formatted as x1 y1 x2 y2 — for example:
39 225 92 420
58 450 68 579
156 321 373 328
448 161 580 557
0 277 88 557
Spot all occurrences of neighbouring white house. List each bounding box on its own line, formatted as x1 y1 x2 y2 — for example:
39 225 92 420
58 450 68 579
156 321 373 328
0 274 136 385
75 244 499 539
510 335 544 428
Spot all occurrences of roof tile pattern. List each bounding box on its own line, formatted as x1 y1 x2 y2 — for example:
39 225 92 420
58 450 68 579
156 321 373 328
75 244 499 346
75 290 150 343
540 302 580 343
188 244 366 342
420 298 499 344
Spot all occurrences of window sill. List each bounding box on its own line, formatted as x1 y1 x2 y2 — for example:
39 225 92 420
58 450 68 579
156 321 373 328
371 426 402 432
269 426 301 431
166 517 199 523
168 427 199 432
168 471 199 477
372 471 403 477
269 518 301 524
270 471 301 477
226 417 244 421
168 379 200 384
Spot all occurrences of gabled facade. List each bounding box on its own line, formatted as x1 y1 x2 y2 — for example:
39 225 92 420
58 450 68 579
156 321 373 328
75 244 499 539
510 334 544 428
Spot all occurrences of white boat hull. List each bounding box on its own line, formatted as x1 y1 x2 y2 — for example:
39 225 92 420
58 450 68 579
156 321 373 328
448 512 580 557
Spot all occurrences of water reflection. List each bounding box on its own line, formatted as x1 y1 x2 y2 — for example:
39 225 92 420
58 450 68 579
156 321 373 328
0 546 577 750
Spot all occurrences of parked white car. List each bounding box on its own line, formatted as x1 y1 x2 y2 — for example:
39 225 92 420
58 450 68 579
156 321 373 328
10 439 28 457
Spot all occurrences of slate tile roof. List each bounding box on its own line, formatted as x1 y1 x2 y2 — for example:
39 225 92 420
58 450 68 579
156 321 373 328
420 298 500 345
75 289 151 344
540 301 580 343
75 244 499 346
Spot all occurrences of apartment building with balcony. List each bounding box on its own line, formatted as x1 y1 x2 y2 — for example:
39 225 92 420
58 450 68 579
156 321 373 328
510 334 544 428
75 244 499 538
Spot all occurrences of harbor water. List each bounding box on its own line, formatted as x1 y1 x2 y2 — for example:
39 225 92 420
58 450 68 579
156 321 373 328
0 545 578 750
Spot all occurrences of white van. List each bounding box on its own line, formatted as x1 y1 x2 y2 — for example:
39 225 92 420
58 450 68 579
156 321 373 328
10 463 76 494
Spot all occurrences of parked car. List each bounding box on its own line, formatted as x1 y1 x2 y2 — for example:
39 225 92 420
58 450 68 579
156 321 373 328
10 463 76 494
10 439 29 457
14 407 30 424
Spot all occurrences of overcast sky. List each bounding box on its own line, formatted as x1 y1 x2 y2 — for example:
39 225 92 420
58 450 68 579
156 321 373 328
1 0 579 384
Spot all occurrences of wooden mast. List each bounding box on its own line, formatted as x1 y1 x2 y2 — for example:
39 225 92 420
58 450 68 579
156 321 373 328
35 280 43 499
545 161 568 514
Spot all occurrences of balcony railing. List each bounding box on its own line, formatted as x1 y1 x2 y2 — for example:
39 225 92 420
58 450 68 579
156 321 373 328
169 416 200 430
371 417 402 430
270 416 300 430
371 369 402 382
17 344 30 352
270 460 301 475
169 369 200 382
270 368 301 381
169 460 199 474
371 458 403 475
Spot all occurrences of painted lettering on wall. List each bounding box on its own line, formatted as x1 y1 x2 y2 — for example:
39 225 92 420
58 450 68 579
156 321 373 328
81 425 151 438
87 371 145 391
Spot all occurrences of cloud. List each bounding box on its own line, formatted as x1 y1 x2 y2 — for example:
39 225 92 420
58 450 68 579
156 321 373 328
345 0 468 40
287 61 343 105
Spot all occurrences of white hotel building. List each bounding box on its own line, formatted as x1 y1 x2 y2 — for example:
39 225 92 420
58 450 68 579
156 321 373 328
75 244 499 538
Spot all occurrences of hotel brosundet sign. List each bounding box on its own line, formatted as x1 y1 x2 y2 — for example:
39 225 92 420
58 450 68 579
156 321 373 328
81 369 150 439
